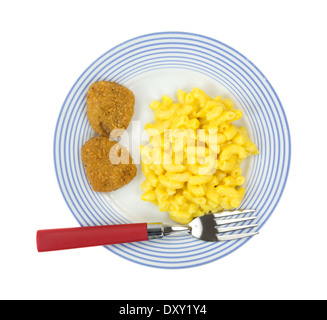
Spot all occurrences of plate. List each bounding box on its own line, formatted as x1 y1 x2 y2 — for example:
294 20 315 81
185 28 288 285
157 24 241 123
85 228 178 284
54 32 291 268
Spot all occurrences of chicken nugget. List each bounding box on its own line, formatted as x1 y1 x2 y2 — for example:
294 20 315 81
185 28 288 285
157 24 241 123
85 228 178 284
81 136 137 192
86 81 135 137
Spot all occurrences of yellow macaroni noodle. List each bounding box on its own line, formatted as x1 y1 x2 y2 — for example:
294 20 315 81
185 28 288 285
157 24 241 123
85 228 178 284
140 88 259 224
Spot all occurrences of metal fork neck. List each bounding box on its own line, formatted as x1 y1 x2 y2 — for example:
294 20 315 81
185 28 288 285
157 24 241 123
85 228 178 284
164 225 192 236
146 223 191 239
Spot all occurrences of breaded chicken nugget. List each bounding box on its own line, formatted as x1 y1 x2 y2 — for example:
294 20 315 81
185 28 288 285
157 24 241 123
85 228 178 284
81 136 137 192
86 81 135 137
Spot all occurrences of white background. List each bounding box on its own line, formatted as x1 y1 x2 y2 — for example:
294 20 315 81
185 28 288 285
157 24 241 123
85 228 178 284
1 0 326 300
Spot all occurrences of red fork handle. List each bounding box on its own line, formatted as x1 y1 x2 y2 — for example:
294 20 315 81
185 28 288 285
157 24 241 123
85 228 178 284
36 223 148 252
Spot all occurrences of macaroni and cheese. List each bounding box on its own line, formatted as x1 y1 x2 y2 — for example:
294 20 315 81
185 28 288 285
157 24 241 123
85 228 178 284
140 88 259 224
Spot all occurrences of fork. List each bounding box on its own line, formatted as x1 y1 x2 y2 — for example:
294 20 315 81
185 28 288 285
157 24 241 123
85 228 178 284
36 209 258 252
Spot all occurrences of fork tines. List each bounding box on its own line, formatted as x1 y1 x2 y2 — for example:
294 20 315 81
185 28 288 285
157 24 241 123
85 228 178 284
213 209 259 241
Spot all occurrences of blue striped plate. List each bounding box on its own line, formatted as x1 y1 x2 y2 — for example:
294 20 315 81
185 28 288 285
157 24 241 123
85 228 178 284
54 32 291 268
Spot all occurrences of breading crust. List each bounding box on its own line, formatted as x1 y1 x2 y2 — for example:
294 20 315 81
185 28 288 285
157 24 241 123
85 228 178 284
86 81 135 137
81 136 137 192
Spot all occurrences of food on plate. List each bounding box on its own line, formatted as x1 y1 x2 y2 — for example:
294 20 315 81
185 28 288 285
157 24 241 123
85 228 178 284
140 88 259 224
81 136 137 192
86 81 135 137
